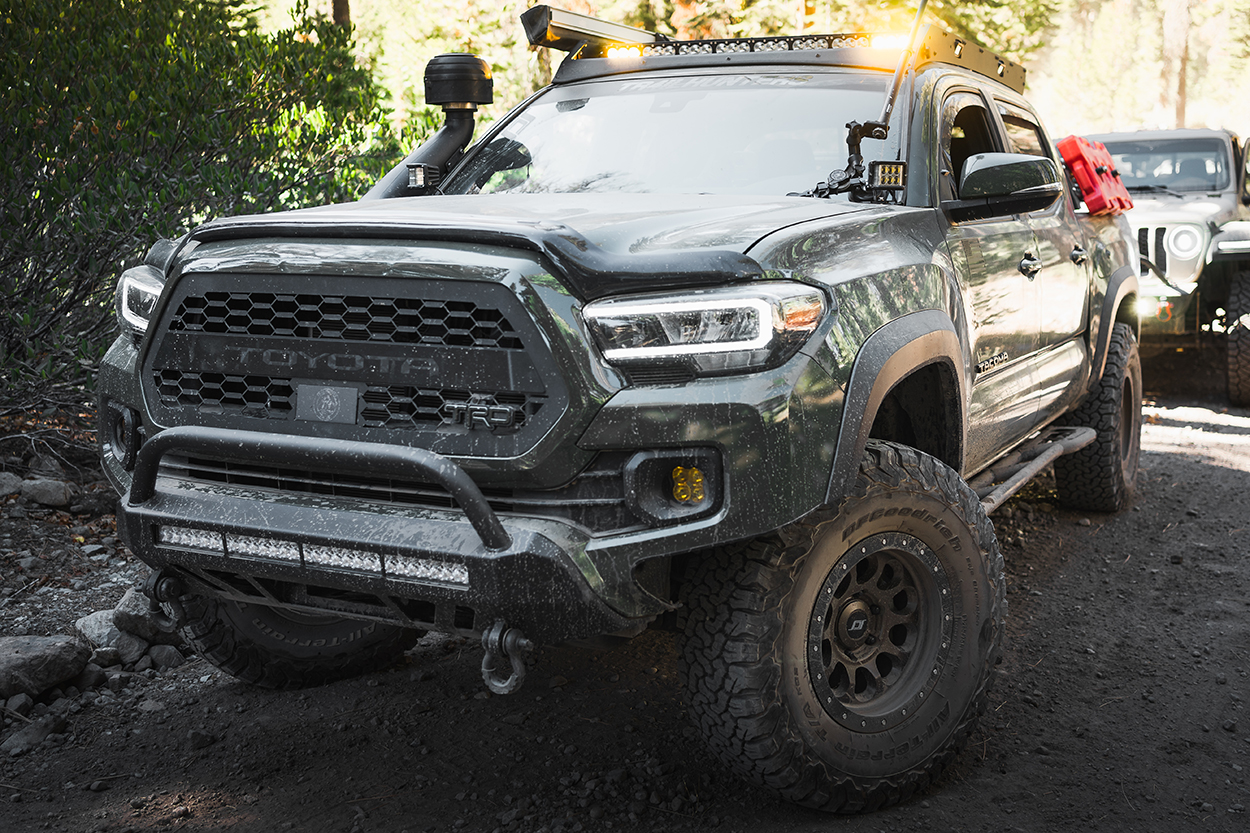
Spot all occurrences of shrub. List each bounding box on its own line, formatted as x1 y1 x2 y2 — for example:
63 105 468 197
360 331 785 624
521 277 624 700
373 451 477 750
0 0 400 406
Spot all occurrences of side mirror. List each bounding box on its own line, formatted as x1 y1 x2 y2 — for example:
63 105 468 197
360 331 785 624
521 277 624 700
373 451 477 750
942 153 1063 223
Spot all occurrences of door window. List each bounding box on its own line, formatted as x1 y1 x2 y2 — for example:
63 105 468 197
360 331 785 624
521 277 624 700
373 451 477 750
939 92 1000 200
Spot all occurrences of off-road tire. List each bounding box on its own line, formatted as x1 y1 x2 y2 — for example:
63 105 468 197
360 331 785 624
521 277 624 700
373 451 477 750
679 441 1004 813
1226 269 1250 406
179 595 420 689
1054 322 1141 511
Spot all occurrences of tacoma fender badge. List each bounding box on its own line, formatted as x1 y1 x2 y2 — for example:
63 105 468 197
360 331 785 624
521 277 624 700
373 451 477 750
975 352 1009 375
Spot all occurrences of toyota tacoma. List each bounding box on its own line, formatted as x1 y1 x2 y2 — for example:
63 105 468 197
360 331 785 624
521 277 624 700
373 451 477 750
97 4 1141 812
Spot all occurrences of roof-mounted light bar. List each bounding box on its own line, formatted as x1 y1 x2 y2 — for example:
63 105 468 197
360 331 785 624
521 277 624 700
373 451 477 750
521 4 1025 94
521 5 664 52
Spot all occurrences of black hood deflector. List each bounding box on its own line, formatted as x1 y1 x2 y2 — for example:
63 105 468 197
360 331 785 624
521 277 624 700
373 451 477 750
188 215 763 301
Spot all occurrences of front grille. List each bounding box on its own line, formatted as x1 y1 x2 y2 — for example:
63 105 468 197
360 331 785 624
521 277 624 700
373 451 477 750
159 452 644 535
152 370 542 429
167 291 525 349
143 274 567 457
1138 226 1168 274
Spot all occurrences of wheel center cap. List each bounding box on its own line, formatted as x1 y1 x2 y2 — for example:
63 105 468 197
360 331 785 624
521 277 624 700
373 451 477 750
836 599 872 648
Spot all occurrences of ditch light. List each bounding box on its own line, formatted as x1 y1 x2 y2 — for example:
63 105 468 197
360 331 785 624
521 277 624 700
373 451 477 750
156 526 469 586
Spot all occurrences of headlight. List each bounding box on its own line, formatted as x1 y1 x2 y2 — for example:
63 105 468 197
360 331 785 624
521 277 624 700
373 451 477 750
115 264 166 335
1165 225 1204 260
583 282 826 376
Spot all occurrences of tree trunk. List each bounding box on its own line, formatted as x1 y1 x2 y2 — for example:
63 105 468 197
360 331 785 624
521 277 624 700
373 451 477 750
1161 0 1191 128
333 0 350 27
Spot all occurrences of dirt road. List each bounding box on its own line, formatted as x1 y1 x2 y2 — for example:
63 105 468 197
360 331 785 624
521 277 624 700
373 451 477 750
2 343 1247 833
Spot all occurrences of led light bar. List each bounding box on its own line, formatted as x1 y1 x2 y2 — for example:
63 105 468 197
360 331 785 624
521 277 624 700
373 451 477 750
387 555 470 586
226 534 300 562
159 525 224 551
157 526 470 588
305 544 381 572
522 5 661 52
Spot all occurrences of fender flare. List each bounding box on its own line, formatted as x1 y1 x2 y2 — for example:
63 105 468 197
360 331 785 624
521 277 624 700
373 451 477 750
1210 221 1250 263
825 310 967 505
1091 263 1139 383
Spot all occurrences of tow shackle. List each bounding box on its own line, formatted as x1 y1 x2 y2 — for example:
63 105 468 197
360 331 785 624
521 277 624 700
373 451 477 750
142 569 186 633
480 620 533 695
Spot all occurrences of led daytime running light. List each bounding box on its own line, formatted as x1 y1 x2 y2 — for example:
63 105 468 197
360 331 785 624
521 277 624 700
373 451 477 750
116 265 165 335
584 282 827 376
598 297 772 360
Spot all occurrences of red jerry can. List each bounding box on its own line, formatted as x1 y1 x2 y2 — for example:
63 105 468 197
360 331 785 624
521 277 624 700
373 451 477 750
1057 135 1134 215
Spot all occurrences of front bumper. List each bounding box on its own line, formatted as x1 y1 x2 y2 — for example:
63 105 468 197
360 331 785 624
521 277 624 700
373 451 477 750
115 425 641 645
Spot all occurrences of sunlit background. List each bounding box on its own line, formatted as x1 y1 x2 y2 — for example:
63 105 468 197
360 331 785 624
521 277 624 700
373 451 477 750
257 1 1250 145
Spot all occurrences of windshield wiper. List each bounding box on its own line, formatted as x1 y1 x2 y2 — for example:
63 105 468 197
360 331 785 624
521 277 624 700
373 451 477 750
1126 184 1185 197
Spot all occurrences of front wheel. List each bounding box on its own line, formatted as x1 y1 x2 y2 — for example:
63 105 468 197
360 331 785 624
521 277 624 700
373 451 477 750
179 595 421 689
679 441 1004 812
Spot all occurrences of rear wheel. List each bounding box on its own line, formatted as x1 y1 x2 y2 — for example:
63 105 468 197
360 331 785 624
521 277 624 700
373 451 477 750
1227 269 1250 406
679 441 1004 812
179 594 420 689
1054 322 1141 511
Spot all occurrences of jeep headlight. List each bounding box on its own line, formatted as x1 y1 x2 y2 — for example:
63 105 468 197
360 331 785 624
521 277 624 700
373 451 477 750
1165 225 1204 260
115 264 165 335
583 282 826 376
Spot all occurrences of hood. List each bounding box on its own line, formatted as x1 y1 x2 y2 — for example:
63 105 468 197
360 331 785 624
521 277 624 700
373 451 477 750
201 193 871 258
1124 192 1238 229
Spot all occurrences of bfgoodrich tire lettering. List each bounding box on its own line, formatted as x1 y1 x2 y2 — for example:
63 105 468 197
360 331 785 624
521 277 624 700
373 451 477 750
679 441 1004 813
180 595 420 689
1054 322 1141 511
1227 269 1250 406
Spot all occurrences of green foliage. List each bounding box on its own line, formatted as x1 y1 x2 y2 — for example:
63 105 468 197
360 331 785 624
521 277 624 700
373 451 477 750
0 0 397 403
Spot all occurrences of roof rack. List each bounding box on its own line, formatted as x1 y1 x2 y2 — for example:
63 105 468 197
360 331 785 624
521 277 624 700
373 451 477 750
521 5 1024 93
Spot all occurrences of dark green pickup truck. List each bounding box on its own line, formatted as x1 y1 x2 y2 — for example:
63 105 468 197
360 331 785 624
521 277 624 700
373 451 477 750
98 6 1140 812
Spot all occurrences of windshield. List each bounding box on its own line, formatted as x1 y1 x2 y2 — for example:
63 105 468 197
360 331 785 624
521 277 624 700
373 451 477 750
442 72 890 197
1102 137 1231 192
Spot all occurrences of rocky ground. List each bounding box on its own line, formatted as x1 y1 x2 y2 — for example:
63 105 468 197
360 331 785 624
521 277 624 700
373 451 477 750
1 342 1248 833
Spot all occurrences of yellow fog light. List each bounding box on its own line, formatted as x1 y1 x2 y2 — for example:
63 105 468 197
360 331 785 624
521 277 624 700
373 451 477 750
672 466 706 504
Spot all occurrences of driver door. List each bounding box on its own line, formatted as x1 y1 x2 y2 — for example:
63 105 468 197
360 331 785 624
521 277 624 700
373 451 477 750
938 89 1044 473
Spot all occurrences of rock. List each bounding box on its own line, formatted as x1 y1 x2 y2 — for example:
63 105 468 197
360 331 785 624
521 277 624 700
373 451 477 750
16 556 46 575
75 611 119 649
113 632 149 666
0 714 67 757
188 730 216 750
106 670 133 692
147 645 185 670
20 478 74 508
71 663 107 691
0 635 92 699
113 588 181 645
5 693 34 716
0 471 20 496
27 454 66 478
89 647 121 668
